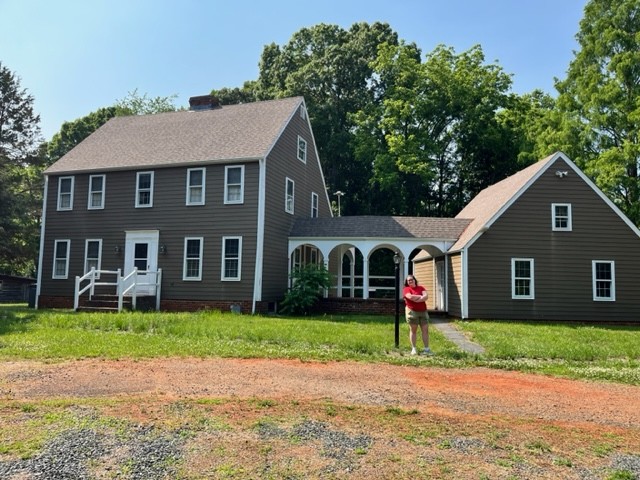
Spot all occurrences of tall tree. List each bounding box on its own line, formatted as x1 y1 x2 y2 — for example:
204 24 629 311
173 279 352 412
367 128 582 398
552 0 640 224
255 22 400 214
0 61 43 275
353 43 517 216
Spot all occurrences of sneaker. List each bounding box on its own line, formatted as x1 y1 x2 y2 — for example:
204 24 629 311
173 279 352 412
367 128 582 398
422 347 434 356
410 348 418 355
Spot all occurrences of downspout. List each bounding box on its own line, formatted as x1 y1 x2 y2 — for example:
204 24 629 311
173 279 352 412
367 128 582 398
35 175 49 309
252 157 267 314
461 247 468 319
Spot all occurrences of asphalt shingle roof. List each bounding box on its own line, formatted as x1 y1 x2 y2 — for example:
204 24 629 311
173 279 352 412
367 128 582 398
290 216 472 240
450 153 556 250
45 97 304 174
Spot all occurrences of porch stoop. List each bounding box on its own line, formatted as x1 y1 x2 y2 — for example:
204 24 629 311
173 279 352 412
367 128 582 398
76 295 132 313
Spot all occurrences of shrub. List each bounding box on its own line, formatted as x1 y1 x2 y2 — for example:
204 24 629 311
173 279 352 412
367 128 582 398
280 264 332 315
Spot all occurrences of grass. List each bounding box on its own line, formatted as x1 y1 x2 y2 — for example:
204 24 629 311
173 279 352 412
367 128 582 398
0 304 638 384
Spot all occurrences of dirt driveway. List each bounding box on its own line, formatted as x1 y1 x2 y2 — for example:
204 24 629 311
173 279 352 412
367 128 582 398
1 358 639 479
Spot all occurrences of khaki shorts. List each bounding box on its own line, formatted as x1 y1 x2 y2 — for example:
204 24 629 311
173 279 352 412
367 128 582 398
405 307 429 326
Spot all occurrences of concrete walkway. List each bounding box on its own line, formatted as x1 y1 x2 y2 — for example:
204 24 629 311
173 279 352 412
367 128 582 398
431 317 485 355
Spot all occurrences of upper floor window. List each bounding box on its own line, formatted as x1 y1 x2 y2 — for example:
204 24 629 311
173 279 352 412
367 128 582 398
136 172 154 208
285 177 295 214
53 239 70 279
311 192 319 218
84 239 102 275
183 237 203 281
88 175 105 209
224 165 244 204
186 168 205 205
222 236 242 281
552 203 572 231
592 260 615 301
511 258 534 299
57 176 74 211
297 136 307 163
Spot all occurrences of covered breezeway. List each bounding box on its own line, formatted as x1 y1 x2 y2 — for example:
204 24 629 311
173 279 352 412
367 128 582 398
288 216 472 310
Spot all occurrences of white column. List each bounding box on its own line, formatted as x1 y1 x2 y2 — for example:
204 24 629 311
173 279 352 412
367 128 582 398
363 258 369 299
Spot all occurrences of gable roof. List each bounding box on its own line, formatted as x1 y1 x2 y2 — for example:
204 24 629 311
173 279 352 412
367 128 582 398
45 97 305 174
451 151 640 251
291 216 472 240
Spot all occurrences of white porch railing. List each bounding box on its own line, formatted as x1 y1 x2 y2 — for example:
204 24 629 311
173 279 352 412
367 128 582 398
74 267 162 312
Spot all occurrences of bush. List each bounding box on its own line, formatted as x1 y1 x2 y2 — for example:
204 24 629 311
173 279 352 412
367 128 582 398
280 264 332 315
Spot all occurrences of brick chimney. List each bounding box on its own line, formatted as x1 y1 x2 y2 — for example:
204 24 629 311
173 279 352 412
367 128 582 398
189 95 220 111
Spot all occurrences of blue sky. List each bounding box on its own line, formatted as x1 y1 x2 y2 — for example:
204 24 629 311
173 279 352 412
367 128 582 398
2 0 587 141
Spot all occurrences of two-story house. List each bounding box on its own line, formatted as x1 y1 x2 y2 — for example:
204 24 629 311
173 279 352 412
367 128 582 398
36 96 332 313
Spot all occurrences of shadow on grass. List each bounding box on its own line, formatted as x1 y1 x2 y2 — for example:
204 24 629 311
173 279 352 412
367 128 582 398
0 304 38 335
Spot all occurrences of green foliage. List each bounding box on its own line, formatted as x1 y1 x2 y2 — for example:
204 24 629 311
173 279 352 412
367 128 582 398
549 0 640 224
0 62 44 276
280 264 332 315
353 43 520 216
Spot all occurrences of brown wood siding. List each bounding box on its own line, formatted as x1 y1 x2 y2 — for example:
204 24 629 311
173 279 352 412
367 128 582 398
447 253 463 317
467 158 640 322
261 106 332 300
40 163 260 301
413 257 435 308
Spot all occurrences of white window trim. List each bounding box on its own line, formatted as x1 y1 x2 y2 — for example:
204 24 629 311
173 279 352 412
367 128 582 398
285 177 295 214
592 260 615 301
297 135 307 163
224 165 245 204
135 171 154 208
186 168 206 206
311 192 319 218
53 239 70 279
511 258 535 299
87 174 105 210
222 236 242 281
183 237 204 281
84 239 102 276
57 176 74 211
552 203 572 231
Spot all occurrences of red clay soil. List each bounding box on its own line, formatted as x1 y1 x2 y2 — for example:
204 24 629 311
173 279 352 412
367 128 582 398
0 357 637 429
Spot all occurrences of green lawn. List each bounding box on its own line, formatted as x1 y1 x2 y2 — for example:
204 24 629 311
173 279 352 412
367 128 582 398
0 304 638 384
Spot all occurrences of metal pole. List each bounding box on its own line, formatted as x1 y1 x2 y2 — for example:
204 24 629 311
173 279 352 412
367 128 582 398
394 261 400 348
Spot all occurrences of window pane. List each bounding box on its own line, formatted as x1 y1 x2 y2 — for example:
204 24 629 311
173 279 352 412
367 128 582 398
227 168 241 184
91 176 103 190
225 259 239 278
189 170 203 186
225 239 239 256
139 174 151 189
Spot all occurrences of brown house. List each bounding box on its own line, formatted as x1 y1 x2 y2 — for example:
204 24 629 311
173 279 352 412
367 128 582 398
37 100 640 322
37 96 332 313
414 152 640 322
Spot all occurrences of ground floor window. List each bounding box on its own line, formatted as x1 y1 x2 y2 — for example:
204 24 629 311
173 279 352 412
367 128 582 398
511 258 534 299
183 237 203 280
222 237 242 281
53 240 70 279
592 260 615 301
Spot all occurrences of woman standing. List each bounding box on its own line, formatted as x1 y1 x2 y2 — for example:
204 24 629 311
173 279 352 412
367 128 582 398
402 275 433 355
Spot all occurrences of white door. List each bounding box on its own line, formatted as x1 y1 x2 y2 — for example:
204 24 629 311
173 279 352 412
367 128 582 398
435 261 445 311
124 231 159 295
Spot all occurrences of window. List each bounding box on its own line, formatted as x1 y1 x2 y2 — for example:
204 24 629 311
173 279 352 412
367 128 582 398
53 240 70 279
592 260 615 301
88 175 105 209
222 236 242 281
552 203 572 231
311 192 318 218
297 136 307 163
186 168 205 205
285 177 295 214
57 176 74 211
84 239 102 275
183 237 203 280
511 258 534 299
224 165 244 204
135 172 154 207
